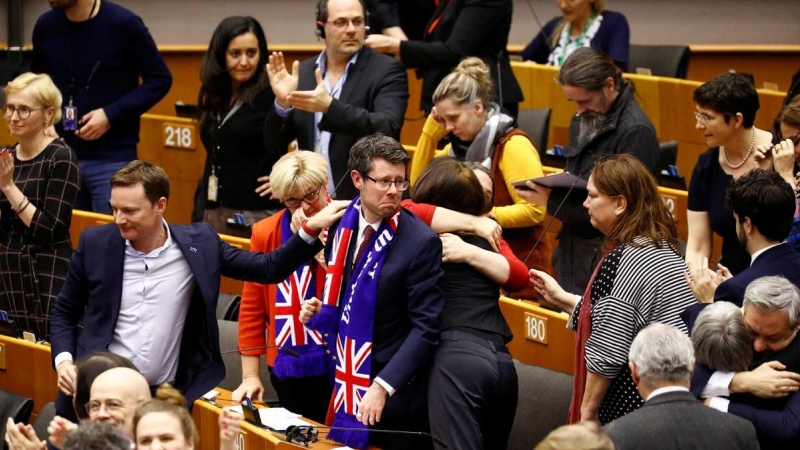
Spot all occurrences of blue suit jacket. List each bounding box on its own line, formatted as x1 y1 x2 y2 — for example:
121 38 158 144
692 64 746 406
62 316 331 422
50 222 320 417
715 243 800 306
324 208 444 417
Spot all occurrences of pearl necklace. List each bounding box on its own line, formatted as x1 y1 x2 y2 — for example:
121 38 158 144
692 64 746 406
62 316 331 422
721 129 755 170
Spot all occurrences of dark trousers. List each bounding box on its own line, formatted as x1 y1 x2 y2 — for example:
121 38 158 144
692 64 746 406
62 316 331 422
427 331 518 450
269 368 332 424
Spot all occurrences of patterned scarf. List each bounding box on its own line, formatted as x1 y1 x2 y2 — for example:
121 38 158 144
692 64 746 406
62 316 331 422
449 105 515 168
271 210 328 379
309 197 399 449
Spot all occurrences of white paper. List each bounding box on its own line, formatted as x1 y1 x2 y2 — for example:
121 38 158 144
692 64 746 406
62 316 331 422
255 407 312 431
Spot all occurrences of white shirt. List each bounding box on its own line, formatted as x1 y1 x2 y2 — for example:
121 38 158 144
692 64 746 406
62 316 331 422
54 221 195 386
750 242 784 265
646 386 690 401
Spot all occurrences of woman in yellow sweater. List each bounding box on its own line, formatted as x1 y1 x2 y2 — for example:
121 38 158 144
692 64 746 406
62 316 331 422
411 57 552 293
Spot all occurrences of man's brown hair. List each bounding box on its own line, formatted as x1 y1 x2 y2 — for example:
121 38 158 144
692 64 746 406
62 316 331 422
109 160 170 204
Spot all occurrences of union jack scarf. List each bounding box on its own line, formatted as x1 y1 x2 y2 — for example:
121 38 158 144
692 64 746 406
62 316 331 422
271 210 327 379
307 197 399 450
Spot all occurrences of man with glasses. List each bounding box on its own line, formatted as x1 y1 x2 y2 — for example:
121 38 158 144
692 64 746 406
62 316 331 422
46 367 151 449
263 0 409 200
299 134 443 449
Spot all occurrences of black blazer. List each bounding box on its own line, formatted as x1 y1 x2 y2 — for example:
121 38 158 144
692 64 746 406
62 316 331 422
263 47 409 200
399 0 524 112
715 243 800 306
604 390 759 450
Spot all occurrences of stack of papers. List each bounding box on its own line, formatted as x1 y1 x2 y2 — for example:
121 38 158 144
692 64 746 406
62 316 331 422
224 406 313 431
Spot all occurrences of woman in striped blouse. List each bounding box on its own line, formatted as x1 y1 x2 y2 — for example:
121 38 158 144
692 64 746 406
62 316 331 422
530 154 696 425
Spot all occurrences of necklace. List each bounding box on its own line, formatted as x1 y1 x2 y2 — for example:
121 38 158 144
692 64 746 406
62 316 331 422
721 129 755 170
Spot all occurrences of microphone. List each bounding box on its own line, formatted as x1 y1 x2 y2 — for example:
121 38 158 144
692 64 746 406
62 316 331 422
496 50 504 109
521 164 588 266
284 425 449 448
524 0 554 53
221 344 301 358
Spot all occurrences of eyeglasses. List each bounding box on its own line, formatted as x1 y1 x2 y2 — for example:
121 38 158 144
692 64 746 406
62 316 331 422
363 175 409 191
693 111 732 124
2 104 45 119
85 399 125 416
283 185 323 208
778 131 800 147
326 17 365 29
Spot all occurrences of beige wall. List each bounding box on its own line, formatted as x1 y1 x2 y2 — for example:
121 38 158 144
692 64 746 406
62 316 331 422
1 0 799 46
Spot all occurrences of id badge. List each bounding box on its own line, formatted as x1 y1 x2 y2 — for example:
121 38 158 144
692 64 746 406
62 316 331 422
63 106 78 131
207 174 218 202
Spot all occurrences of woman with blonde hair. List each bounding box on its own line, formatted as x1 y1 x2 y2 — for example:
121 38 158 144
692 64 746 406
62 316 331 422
133 384 201 450
535 421 615 450
411 57 551 298
530 154 695 424
0 72 79 341
521 0 630 70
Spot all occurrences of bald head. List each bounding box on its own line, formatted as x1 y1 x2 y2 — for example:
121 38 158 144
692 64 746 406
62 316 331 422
89 368 151 438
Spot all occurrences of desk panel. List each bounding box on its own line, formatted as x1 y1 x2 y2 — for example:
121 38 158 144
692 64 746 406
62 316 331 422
499 298 573 374
0 336 58 418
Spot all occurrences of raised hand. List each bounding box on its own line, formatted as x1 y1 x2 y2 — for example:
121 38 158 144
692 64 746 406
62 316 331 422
266 52 300 109
286 68 333 114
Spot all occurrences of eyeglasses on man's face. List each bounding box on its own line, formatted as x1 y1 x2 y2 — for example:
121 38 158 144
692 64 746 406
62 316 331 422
85 399 125 416
363 175 409 191
2 104 45 119
326 17 365 29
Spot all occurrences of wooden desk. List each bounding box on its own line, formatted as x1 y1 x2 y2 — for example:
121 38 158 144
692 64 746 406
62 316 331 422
499 298 573 374
687 45 800 93
0 336 58 420
192 389 361 450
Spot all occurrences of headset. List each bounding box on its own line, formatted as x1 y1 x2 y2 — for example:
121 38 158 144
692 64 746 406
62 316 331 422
315 0 370 40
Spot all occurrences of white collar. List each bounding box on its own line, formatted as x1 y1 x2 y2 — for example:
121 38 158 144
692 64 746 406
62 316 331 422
646 386 689 401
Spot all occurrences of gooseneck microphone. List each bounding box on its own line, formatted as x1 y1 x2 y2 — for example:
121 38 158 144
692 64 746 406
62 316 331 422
221 344 301 358
284 425 449 448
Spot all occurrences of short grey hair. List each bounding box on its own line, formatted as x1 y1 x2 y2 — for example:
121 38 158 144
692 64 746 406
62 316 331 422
692 302 751 372
628 324 694 385
63 421 131 450
743 276 800 328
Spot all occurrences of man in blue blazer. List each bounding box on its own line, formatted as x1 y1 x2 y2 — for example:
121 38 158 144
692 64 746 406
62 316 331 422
50 160 346 421
684 169 800 331
300 135 444 449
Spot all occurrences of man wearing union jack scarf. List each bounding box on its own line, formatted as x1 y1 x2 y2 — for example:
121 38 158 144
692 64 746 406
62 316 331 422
300 134 444 450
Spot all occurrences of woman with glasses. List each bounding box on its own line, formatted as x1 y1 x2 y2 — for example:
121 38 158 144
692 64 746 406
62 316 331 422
0 72 79 342
769 98 800 251
232 150 335 423
193 16 280 237
411 57 551 299
687 73 774 278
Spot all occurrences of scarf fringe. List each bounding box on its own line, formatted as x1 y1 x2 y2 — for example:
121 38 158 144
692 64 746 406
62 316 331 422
272 346 327 380
308 304 339 335
326 416 369 450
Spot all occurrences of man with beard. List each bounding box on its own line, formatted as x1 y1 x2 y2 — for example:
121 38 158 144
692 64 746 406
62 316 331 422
515 47 659 295
691 276 800 449
263 0 408 200
684 169 800 309
31 0 171 214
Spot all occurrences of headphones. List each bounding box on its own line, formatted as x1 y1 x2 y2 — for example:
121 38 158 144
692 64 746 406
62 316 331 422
285 426 319 447
315 0 370 40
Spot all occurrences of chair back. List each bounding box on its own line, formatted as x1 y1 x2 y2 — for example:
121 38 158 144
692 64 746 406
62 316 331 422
516 108 551 157
216 294 241 321
507 361 573 450
32 402 56 442
217 319 279 404
629 45 690 79
0 389 34 450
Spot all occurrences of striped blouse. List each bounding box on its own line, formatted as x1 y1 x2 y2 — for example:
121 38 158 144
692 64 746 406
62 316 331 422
572 237 696 424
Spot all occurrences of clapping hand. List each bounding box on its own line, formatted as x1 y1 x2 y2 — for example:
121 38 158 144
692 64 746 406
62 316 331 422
286 69 333 114
267 52 300 110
